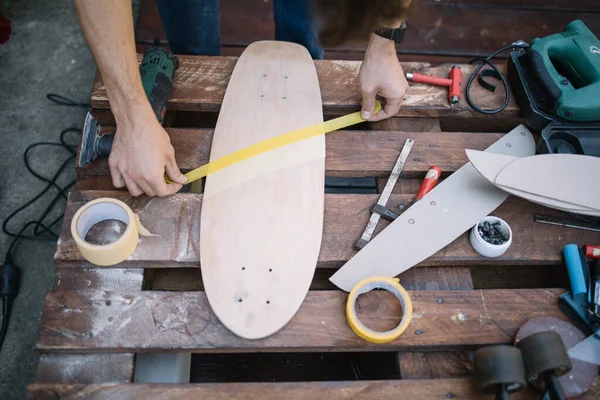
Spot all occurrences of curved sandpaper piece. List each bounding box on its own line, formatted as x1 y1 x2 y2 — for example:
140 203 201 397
200 41 324 339
514 317 597 398
330 125 536 292
467 151 600 216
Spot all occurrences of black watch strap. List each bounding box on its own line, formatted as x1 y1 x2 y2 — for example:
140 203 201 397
374 20 407 45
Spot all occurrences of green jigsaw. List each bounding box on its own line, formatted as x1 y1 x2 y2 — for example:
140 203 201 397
509 20 600 129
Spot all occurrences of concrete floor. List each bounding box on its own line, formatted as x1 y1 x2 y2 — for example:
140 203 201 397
0 1 96 398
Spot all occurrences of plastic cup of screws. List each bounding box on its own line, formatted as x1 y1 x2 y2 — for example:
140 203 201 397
470 216 512 258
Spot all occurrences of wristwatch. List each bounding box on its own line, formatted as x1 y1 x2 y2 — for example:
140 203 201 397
374 20 407 45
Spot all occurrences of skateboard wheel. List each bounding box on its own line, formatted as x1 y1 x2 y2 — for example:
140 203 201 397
474 345 527 394
516 331 572 381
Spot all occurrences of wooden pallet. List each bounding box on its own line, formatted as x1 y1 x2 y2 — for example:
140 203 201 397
26 55 600 399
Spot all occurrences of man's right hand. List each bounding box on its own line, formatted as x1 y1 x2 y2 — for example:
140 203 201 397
108 113 188 197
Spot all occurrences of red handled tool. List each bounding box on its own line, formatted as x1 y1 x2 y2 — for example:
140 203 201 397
415 166 442 201
584 245 600 259
407 66 462 106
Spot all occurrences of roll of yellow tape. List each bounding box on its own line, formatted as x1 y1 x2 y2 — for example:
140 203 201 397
70 198 152 266
346 276 413 344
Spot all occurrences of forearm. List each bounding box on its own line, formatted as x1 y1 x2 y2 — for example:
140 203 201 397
74 0 152 123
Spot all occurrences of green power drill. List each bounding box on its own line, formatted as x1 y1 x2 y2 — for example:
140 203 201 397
79 38 179 167
509 20 600 131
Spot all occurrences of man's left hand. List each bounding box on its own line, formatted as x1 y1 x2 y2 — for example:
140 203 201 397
359 34 408 122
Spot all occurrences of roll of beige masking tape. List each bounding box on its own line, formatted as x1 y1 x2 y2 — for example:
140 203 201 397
71 198 153 266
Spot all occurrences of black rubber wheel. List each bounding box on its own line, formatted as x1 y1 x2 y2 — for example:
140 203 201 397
474 345 527 394
516 331 572 382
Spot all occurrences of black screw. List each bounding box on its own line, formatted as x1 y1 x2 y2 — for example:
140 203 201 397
108 317 113 322
566 111 574 118
447 393 455 399
105 300 111 306
415 329 423 335
413 157 421 162
238 298 242 302
561 79 569 86
242 266 246 270
437 298 444 304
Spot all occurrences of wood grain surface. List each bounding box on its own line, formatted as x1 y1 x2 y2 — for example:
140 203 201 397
29 377 600 400
37 289 565 352
397 352 474 380
35 354 134 384
55 191 600 269
75 129 504 178
199 41 324 339
91 58 519 118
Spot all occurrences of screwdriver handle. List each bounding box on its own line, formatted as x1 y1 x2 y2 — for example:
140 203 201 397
416 166 442 200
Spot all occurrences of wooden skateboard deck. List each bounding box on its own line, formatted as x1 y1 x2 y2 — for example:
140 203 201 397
330 125 536 292
467 151 600 216
200 41 324 339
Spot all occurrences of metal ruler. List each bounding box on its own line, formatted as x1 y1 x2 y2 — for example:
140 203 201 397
355 139 414 250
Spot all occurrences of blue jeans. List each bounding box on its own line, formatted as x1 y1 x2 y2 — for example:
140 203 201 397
156 0 323 59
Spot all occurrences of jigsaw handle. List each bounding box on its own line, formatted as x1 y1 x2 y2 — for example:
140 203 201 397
530 20 600 122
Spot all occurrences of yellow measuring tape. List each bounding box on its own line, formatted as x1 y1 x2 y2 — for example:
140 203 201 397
346 276 413 344
171 103 381 185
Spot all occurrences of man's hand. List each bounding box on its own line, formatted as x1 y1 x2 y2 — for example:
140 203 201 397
109 110 187 197
359 34 408 122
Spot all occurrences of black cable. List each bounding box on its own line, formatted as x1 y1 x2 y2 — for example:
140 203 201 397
0 295 13 351
0 94 83 352
465 41 530 115
45 93 90 110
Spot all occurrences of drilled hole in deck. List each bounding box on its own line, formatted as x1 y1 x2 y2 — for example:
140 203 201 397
354 290 403 333
190 352 399 382
85 220 127 245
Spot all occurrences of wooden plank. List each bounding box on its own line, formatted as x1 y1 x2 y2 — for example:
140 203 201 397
55 191 599 269
377 178 431 195
398 352 474 379
32 378 593 400
35 354 134 384
368 117 441 132
37 289 565 352
91 59 519 118
399 267 473 290
149 266 473 292
54 269 145 292
75 129 503 178
73 176 122 191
